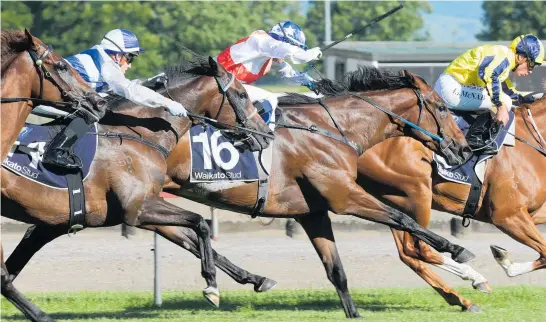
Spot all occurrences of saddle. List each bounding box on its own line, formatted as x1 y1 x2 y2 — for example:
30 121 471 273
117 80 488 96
2 120 97 233
434 110 516 225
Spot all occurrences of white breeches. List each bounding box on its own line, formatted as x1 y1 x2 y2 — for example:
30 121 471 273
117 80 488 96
434 73 512 112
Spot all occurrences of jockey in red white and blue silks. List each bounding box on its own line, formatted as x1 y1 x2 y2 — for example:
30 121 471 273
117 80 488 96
215 21 322 124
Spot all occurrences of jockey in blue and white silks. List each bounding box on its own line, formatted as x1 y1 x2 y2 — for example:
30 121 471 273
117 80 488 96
42 29 188 169
216 21 322 125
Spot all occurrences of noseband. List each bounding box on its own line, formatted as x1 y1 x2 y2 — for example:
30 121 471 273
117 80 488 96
1 45 79 109
162 72 273 140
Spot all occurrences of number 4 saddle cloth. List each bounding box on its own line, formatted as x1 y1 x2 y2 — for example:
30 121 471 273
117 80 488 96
2 121 97 189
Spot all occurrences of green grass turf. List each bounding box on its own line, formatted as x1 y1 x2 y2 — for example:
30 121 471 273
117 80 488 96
1 286 544 321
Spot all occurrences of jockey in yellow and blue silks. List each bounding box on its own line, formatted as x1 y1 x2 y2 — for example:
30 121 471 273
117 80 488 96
434 34 544 152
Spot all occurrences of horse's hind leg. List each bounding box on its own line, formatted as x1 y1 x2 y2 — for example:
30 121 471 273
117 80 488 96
391 229 482 312
1 242 54 322
297 212 361 319
490 208 546 276
139 225 277 292
5 225 66 282
132 197 219 307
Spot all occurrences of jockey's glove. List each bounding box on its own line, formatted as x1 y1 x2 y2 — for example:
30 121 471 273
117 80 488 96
307 47 322 60
166 100 188 117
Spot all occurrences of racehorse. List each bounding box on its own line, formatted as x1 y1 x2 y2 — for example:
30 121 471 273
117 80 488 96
354 96 546 312
5 66 476 319
1 51 273 321
1 29 106 159
1 29 106 322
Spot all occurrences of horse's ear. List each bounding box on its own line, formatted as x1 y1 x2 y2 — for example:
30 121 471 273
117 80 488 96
403 70 418 87
208 56 219 76
24 28 35 49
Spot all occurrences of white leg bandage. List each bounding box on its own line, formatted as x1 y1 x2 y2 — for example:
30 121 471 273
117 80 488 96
435 255 488 286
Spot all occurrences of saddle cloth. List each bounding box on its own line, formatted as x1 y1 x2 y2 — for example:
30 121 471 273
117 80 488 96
433 110 515 185
2 121 97 189
189 124 273 184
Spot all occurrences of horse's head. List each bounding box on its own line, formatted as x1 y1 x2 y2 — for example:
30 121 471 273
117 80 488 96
163 53 273 151
403 71 471 165
1 29 107 120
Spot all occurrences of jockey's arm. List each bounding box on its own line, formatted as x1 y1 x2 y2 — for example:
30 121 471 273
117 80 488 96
250 33 321 64
481 56 511 109
101 61 187 116
276 60 312 85
503 78 535 104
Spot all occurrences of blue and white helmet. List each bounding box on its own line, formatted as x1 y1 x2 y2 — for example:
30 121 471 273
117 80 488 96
99 29 144 55
269 21 307 50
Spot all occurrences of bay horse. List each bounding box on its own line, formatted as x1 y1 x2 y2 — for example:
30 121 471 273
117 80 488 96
1 29 107 159
353 97 546 312
1 52 273 321
5 67 476 319
1 29 106 322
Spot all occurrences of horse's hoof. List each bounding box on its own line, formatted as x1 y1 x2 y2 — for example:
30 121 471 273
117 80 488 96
473 281 492 294
348 312 363 319
463 303 483 313
254 277 278 293
490 245 509 261
453 248 475 263
203 286 220 308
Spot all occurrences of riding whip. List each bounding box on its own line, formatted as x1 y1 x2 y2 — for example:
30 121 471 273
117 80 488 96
320 2 405 52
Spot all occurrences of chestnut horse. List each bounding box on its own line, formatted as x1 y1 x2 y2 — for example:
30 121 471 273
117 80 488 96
5 67 476 319
1 53 273 321
1 29 106 322
353 97 546 312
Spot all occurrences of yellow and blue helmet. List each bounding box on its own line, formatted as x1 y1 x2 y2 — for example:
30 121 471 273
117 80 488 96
509 34 544 66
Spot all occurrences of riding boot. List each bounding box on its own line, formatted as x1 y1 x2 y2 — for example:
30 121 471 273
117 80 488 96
42 117 94 169
465 112 502 155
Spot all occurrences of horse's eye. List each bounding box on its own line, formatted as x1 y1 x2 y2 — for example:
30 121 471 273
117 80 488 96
55 61 68 71
239 91 248 99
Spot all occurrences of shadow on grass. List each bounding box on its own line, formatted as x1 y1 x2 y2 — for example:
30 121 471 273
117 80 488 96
1 294 439 320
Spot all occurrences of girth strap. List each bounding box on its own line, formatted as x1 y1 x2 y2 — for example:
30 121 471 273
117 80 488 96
94 132 170 159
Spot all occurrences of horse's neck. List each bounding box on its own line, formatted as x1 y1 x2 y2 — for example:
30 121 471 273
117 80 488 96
325 91 411 149
98 102 190 154
1 57 35 160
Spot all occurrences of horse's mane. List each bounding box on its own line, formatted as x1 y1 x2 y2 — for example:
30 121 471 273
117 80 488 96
105 47 214 110
278 65 416 106
1 30 29 65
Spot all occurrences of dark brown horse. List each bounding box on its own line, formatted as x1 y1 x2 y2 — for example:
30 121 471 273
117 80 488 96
1 53 273 321
1 29 106 322
5 67 476 319
354 97 546 312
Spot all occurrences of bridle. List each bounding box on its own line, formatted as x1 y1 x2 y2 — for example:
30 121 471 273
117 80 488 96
1 44 80 109
161 71 273 139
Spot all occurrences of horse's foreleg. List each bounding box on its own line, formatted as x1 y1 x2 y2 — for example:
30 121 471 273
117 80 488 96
297 212 361 319
324 178 474 263
132 197 219 307
392 229 482 312
5 225 66 282
138 225 277 292
490 208 546 276
398 229 491 293
1 241 54 322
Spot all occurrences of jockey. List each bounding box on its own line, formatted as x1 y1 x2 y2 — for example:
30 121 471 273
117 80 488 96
215 20 322 124
434 34 544 153
42 29 188 169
